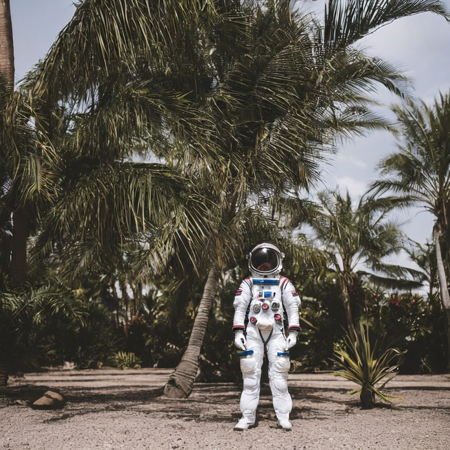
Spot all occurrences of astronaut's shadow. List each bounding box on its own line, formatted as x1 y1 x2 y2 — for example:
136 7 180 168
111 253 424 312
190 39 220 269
228 403 344 424
223 384 352 423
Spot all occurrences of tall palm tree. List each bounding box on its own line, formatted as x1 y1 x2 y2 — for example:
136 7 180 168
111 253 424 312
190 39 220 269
30 0 449 398
0 0 16 377
0 0 30 284
372 91 450 369
1 73 66 389
309 189 423 340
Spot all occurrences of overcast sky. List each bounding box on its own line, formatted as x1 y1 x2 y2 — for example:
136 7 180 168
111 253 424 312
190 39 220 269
10 0 450 248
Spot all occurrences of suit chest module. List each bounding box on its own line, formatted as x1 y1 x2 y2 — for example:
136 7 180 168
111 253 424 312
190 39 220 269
248 278 284 331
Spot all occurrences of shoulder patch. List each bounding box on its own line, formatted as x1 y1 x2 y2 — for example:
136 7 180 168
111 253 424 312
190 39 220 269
235 289 243 296
292 291 298 297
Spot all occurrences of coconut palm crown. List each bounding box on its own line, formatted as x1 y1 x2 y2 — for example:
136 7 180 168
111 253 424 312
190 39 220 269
309 189 424 339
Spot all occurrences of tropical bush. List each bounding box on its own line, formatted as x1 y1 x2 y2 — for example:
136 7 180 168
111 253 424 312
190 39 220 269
333 321 406 409
107 351 142 370
0 282 85 386
293 291 347 372
366 291 447 374
48 302 123 369
286 265 354 372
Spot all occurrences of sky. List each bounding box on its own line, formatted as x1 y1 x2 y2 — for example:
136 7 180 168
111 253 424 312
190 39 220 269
9 0 450 250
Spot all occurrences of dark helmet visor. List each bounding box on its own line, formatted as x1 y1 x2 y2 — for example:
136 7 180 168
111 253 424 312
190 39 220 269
250 248 279 273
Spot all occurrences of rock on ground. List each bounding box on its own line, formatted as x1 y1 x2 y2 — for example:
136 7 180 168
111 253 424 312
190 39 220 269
32 391 65 410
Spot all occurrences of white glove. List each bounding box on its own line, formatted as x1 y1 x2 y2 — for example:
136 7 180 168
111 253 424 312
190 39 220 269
234 330 247 351
285 330 298 350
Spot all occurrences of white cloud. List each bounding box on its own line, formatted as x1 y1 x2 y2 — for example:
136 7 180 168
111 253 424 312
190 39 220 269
335 153 368 169
335 177 368 197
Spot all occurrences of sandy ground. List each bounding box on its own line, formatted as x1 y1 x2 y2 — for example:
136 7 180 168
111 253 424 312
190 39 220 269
1 369 449 450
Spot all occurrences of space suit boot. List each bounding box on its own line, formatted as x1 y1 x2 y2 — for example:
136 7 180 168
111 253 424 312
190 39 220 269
234 410 257 431
277 413 292 431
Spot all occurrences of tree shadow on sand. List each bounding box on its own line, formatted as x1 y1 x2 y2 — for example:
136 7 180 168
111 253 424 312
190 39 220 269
5 382 446 425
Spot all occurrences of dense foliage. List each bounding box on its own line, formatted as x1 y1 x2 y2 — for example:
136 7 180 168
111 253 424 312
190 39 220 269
1 1 450 393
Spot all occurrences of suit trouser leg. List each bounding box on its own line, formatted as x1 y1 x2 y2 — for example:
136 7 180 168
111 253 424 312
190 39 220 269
267 330 292 421
238 328 264 423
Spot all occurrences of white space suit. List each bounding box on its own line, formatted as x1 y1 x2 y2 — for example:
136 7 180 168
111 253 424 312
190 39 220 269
233 243 301 431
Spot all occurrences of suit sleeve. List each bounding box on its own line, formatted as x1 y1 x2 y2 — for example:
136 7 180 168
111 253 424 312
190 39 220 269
281 278 301 332
232 278 252 332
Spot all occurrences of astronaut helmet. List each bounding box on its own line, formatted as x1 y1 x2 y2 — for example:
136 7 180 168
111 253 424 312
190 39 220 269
247 243 285 277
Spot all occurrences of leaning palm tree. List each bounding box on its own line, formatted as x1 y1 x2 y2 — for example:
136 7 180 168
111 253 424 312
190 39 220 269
309 189 423 340
163 0 449 397
372 91 450 369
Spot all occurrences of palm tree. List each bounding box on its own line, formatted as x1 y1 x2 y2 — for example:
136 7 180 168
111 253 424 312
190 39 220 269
0 77 60 285
163 0 449 397
30 0 449 398
2 0 216 390
0 0 17 374
372 91 450 369
0 0 29 284
405 241 439 302
309 189 423 340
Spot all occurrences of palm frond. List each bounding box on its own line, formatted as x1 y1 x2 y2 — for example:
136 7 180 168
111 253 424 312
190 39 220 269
323 0 448 52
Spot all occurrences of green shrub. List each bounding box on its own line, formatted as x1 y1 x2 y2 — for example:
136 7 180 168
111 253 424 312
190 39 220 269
333 321 405 409
371 292 446 374
107 351 142 370
48 302 124 369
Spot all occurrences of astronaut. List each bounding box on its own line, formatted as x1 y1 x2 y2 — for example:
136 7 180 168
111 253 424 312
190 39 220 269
232 243 301 431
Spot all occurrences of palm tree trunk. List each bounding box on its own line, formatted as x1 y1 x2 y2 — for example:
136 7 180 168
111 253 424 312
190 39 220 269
10 207 27 283
136 280 142 316
0 206 12 273
360 385 373 410
0 0 14 82
0 358 8 390
164 268 219 398
119 278 130 325
434 227 450 371
340 278 358 342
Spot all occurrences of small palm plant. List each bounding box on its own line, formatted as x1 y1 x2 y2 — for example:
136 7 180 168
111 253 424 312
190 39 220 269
333 321 405 409
108 351 142 370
